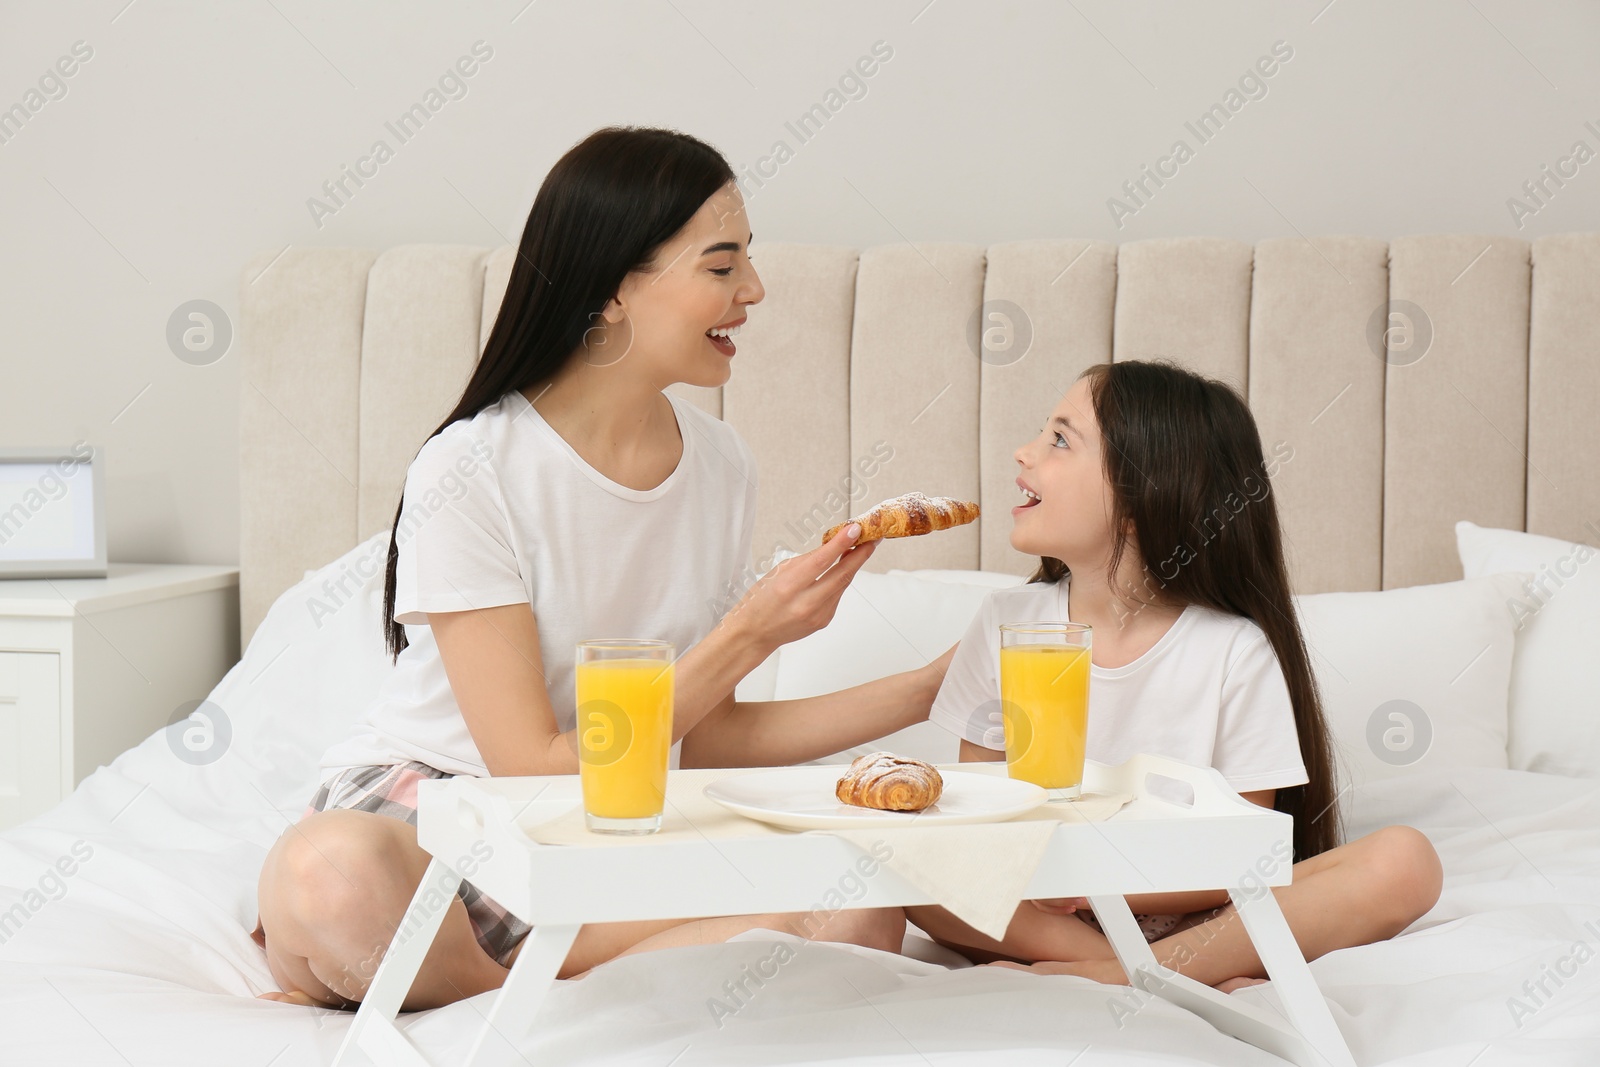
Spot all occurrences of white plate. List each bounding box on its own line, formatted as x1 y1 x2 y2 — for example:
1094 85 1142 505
703 765 1048 830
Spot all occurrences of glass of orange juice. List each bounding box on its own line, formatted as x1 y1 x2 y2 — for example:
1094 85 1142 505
574 639 674 834
999 622 1092 799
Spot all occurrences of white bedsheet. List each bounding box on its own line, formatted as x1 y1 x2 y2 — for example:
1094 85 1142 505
3 617 1600 1065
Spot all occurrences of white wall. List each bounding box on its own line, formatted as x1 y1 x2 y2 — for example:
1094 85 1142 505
2 0 1597 566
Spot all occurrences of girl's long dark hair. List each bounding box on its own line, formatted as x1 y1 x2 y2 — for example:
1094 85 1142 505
1030 360 1342 859
382 126 734 661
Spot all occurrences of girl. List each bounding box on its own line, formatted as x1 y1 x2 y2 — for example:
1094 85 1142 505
253 127 952 1010
909 360 1443 991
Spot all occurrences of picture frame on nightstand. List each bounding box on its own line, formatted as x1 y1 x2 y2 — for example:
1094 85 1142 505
0 443 106 579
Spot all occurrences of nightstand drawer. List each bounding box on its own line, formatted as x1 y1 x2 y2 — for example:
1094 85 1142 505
0 651 62 828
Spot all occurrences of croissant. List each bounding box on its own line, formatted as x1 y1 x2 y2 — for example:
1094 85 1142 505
835 752 944 812
823 492 980 545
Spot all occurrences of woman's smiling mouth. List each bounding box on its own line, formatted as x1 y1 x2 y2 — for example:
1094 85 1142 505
705 318 744 356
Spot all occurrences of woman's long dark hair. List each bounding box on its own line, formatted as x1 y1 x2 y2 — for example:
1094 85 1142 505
1030 360 1342 859
382 126 735 661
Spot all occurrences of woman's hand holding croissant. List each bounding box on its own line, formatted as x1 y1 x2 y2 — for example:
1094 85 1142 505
719 523 879 655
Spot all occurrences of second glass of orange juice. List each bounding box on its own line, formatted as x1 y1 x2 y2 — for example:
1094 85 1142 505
999 622 1091 799
574 639 674 834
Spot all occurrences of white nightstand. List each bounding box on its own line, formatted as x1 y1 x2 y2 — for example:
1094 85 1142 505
0 564 240 831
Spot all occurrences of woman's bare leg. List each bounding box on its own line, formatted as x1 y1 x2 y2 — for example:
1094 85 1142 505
255 809 512 1010
546 917 744 979
256 809 908 1006
582 906 907 976
992 825 1444 988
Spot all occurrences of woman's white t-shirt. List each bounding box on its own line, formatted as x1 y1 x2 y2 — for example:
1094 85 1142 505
318 387 757 780
928 579 1310 794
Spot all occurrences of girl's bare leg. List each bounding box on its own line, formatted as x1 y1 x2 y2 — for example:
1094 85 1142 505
992 825 1443 989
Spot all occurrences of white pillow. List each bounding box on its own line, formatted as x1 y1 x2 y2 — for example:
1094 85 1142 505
729 569 1026 705
1456 520 1600 777
208 530 398 810
746 562 1522 793
891 568 1032 589
733 647 781 702
1294 573 1526 798
771 568 1026 764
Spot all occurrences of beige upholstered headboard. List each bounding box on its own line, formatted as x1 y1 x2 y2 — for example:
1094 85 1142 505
238 234 1600 647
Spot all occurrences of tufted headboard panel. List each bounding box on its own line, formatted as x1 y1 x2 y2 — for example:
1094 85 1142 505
238 234 1600 646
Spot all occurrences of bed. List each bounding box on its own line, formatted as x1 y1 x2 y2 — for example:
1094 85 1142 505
4 233 1599 1066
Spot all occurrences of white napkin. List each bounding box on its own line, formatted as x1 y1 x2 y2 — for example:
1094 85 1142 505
816 821 1055 940
811 791 1133 941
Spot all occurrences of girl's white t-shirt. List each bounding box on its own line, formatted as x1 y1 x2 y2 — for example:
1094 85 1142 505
318 387 757 780
928 579 1310 794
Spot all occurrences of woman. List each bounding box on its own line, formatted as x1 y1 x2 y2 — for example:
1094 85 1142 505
253 126 954 1010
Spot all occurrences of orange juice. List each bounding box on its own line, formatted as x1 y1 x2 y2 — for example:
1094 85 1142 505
575 657 673 820
999 644 1090 790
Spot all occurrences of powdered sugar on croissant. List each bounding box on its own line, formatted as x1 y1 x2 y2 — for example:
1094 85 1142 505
823 491 980 545
835 752 944 812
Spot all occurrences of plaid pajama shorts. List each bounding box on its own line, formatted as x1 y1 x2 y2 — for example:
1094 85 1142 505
295 760 532 968
1077 904 1227 943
